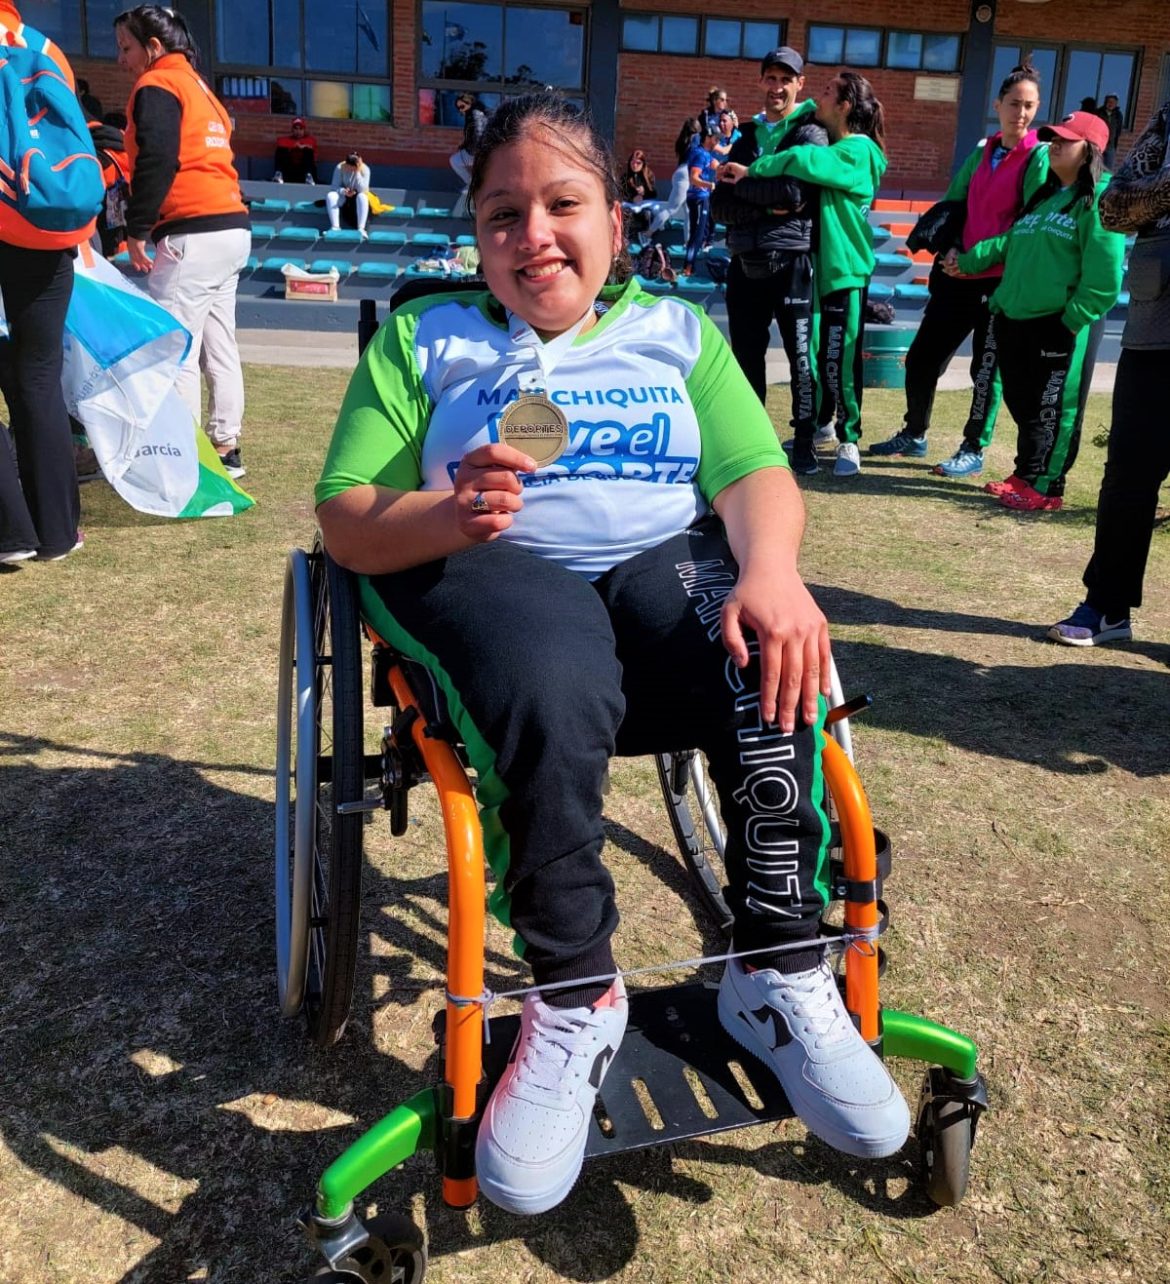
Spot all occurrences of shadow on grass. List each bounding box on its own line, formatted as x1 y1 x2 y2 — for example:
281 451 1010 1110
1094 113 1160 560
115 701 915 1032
1 732 956 1283
827 638 1170 777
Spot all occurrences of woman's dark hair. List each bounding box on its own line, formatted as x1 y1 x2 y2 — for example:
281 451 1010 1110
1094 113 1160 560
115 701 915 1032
834 72 886 155
623 151 656 193
998 60 1041 101
467 92 631 282
114 5 199 65
674 116 702 163
1024 139 1105 213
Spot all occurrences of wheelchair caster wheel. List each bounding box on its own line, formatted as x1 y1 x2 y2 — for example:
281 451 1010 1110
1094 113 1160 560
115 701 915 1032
310 1212 427 1284
917 1067 984 1208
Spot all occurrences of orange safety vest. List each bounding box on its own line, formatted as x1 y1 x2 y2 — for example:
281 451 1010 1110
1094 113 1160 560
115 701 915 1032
124 52 246 231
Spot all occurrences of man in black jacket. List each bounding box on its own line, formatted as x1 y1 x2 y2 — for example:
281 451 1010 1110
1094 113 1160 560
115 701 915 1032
711 47 828 474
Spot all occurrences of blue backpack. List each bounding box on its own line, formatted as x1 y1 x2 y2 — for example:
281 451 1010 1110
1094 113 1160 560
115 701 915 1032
0 22 104 249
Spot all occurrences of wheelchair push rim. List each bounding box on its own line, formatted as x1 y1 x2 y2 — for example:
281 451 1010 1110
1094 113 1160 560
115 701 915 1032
275 542 367 1043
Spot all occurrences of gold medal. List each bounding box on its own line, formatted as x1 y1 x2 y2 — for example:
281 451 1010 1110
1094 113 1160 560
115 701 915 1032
498 393 570 467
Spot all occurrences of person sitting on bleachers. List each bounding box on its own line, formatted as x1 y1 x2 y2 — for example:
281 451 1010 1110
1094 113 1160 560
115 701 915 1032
273 116 317 184
326 152 370 238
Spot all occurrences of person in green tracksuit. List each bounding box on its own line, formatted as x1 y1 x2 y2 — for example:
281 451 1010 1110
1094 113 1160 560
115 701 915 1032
945 110 1126 511
724 71 888 478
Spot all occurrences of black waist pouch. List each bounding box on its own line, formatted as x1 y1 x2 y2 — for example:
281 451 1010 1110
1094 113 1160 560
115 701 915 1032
737 250 784 280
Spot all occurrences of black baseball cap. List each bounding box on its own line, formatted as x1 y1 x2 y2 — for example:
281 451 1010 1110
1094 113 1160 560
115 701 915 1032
761 46 804 76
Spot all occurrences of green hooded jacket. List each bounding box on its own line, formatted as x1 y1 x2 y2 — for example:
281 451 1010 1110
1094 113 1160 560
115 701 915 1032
957 177 1126 331
747 131 888 293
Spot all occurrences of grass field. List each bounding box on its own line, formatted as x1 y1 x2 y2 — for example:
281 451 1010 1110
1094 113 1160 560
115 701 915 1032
1 369 1167 1284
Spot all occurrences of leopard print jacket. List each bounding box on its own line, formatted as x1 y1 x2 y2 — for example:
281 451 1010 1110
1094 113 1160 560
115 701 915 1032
1100 103 1170 234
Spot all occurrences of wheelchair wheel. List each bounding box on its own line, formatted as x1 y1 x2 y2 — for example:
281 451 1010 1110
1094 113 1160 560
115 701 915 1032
655 656 855 935
275 541 366 1046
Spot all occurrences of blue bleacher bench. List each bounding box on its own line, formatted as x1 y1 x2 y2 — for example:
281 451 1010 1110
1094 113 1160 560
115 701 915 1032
323 228 363 244
294 199 323 213
277 226 319 243
250 223 278 240
416 206 452 219
368 229 408 247
893 282 930 302
875 252 909 271
868 281 895 300
310 259 354 276
454 234 477 247
249 198 291 216
410 232 451 249
356 262 402 279
261 256 306 273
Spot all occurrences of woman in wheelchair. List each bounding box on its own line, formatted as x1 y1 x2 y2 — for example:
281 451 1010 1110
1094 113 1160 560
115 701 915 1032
315 92 910 1217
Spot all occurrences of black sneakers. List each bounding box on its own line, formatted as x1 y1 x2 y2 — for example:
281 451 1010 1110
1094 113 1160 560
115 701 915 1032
218 448 246 479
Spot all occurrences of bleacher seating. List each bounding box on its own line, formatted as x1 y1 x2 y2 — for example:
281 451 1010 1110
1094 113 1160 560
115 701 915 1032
129 179 1121 354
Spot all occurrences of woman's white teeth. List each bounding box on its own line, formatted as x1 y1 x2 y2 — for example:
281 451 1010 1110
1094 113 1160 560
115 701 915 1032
525 262 565 278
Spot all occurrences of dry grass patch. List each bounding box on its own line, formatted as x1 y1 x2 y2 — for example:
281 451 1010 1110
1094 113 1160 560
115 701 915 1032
1 371 1167 1283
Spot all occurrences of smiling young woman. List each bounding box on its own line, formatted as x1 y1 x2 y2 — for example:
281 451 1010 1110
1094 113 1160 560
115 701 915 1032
315 90 908 1221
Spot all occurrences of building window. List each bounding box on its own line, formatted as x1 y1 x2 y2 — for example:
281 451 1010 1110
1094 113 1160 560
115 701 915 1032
807 25 881 70
886 32 962 73
25 0 119 58
807 24 960 73
620 14 782 60
986 42 1138 131
419 1 586 111
216 76 392 122
211 1 391 121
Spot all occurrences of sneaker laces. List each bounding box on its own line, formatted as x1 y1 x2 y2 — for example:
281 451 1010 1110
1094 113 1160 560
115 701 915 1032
514 1002 607 1100
774 965 855 1051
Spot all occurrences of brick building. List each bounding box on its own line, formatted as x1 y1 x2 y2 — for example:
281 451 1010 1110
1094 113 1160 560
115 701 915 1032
45 0 1170 195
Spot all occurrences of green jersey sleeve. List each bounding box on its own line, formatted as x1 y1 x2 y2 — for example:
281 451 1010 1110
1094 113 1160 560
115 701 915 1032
1063 184 1126 332
748 136 875 196
315 302 433 508
688 307 788 501
957 231 1009 276
943 143 983 203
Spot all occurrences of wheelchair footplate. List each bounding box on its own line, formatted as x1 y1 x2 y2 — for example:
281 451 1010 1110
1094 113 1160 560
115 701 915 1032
467 978 795 1156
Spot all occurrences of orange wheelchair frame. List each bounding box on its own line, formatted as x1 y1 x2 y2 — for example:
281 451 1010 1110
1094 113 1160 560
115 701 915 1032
276 539 988 1284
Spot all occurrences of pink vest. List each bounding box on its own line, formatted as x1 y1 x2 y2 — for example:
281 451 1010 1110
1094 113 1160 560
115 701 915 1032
961 130 1040 280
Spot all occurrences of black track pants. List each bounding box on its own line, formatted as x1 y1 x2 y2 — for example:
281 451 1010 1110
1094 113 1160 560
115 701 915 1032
0 244 80 559
726 251 818 434
1082 347 1170 614
816 287 866 443
996 312 1103 497
360 519 832 1001
902 264 1003 449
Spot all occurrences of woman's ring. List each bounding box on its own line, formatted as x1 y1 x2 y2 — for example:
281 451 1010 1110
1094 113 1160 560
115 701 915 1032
470 492 490 514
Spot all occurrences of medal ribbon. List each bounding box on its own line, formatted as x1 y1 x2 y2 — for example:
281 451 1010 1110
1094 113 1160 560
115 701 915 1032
505 306 596 396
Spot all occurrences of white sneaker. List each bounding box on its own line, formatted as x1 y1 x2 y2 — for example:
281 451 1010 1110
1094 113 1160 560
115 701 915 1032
476 978 627 1214
305 174 316 185
0 548 36 565
718 957 909 1158
359 229 369 240
813 424 838 451
833 442 861 477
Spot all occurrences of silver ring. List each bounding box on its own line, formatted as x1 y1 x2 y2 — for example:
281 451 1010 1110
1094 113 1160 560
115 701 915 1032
470 492 489 514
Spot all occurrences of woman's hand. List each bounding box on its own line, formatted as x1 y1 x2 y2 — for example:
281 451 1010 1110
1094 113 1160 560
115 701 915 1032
453 442 535 543
128 237 153 273
720 162 749 184
940 248 962 277
722 568 832 733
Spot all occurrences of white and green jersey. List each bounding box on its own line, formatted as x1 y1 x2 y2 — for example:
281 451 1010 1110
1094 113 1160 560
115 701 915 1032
316 278 786 578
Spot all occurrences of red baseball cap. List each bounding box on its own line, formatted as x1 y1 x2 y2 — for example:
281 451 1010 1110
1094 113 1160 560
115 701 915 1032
292 116 305 127
1038 111 1110 151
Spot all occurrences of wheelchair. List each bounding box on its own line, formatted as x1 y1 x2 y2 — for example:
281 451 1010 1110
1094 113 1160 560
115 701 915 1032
275 293 988 1283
